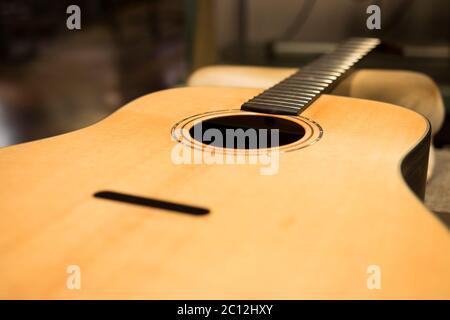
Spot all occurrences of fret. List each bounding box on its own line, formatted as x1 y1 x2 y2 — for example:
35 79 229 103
336 44 377 51
274 83 326 91
243 103 299 115
309 60 353 68
319 48 375 59
327 46 372 54
340 40 379 47
313 57 361 65
324 52 368 60
242 37 380 115
332 47 375 54
251 97 309 107
285 77 334 85
283 77 333 85
290 73 338 81
262 91 316 99
325 52 369 59
255 98 311 108
257 94 312 103
256 96 312 105
296 68 342 75
295 70 342 77
309 60 352 68
268 87 321 96
301 66 348 74
253 94 312 103
244 100 300 110
272 87 327 97
274 80 326 89
305 75 337 81
334 47 371 53
268 83 323 95
257 91 313 100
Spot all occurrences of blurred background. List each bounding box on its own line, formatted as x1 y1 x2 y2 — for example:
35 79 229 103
0 0 448 148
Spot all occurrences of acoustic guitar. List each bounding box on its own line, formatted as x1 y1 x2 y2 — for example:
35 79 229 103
187 55 446 181
0 38 449 299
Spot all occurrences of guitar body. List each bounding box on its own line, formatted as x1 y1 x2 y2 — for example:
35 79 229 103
0 87 449 299
187 65 448 180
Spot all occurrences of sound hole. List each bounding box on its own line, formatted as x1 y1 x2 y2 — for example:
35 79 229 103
188 115 305 150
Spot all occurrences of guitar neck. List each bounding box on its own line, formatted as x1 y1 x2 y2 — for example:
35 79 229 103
241 37 380 115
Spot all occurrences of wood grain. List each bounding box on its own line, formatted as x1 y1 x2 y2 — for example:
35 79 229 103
0 87 448 299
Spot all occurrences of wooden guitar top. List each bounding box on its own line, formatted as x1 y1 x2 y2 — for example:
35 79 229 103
0 87 448 299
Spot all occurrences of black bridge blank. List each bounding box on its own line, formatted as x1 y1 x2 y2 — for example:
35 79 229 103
94 191 209 216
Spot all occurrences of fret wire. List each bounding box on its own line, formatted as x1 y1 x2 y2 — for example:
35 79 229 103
251 98 308 107
309 60 353 68
289 73 338 81
275 81 326 88
283 78 333 85
329 49 375 58
254 94 312 104
269 91 322 100
261 91 316 99
268 88 321 96
339 41 379 48
313 57 361 65
324 53 370 61
336 43 377 48
286 73 335 81
301 66 347 73
331 45 376 52
307 63 352 71
255 95 311 104
245 101 300 110
274 83 327 91
309 59 353 66
334 45 376 52
332 48 375 55
332 47 374 53
244 105 299 115
253 99 311 108
318 52 367 60
296 69 342 77
274 83 327 92
256 96 311 105
312 55 359 62
285 79 333 86
332 50 373 57
262 88 319 96
287 75 335 82
302 74 337 81
318 48 375 58
250 96 312 105
277 79 328 88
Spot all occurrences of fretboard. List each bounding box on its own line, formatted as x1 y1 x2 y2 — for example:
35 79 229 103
241 38 380 115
